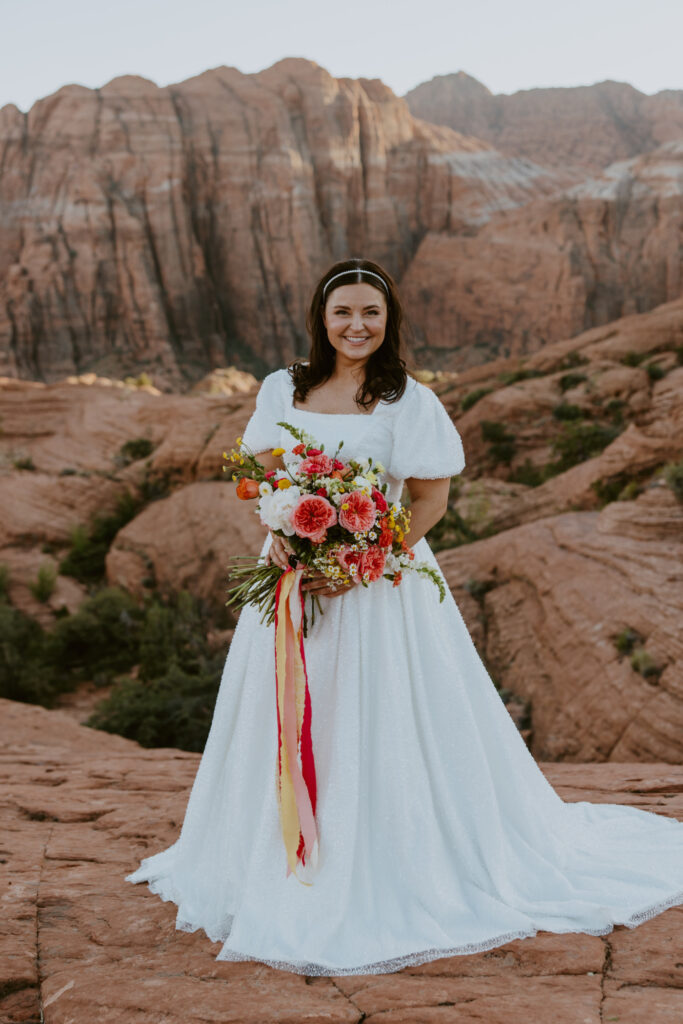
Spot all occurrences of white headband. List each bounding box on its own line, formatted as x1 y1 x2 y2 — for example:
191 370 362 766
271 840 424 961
322 268 389 299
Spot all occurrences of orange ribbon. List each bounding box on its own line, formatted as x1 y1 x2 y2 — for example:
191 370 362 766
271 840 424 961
273 566 319 882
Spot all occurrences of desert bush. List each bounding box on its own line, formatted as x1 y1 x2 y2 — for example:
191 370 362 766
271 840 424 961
461 387 492 412
620 351 646 367
591 472 645 506
0 583 225 750
558 372 587 392
480 420 516 465
509 459 552 487
45 587 144 683
86 653 224 752
550 421 621 472
59 490 143 583
119 438 155 464
13 455 35 471
676 345 683 365
630 648 663 681
0 564 9 601
613 627 644 657
0 604 56 704
552 402 583 421
645 361 666 382
497 368 544 386
605 398 626 425
663 460 683 502
555 352 589 371
29 563 57 602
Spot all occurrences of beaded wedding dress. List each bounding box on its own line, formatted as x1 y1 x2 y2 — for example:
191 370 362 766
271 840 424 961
126 368 683 975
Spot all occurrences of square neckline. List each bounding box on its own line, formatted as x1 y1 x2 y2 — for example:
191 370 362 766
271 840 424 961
287 372 385 418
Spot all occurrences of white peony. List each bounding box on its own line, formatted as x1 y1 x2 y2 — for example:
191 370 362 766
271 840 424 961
384 552 401 572
257 485 301 536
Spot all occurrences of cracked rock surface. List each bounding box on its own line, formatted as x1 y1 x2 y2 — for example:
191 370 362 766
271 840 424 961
1 698 682 1023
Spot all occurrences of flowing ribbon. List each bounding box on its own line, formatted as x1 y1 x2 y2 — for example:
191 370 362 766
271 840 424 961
273 566 319 882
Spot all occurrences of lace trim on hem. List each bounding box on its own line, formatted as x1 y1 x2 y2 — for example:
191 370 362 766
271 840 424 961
129 873 683 977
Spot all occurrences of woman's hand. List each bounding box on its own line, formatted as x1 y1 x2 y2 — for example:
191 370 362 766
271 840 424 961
264 531 295 570
265 531 355 598
301 567 356 600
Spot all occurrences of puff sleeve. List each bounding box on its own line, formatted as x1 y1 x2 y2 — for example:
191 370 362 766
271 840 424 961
390 378 465 480
239 369 286 454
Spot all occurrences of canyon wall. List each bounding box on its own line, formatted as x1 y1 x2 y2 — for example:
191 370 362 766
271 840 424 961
0 59 566 388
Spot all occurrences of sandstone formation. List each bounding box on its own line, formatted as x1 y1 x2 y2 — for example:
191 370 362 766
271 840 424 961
0 371 263 620
0 59 566 388
404 73 683 174
2 293 682 762
2 697 682 1024
401 142 683 368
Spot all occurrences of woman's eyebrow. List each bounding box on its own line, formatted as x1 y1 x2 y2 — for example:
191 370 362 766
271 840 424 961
332 303 381 310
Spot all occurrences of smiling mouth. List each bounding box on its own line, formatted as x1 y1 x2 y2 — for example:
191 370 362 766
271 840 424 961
344 335 370 342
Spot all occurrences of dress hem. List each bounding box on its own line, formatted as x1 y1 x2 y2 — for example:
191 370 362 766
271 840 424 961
127 872 683 977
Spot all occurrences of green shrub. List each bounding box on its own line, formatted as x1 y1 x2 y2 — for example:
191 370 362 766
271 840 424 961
464 578 496 601
550 421 621 472
45 587 144 683
555 352 589 370
461 387 492 412
0 564 9 602
481 421 509 443
591 473 644 506
497 368 544 386
59 490 143 583
552 402 583 421
85 589 223 752
0 583 225 750
479 420 516 464
605 398 626 424
13 456 35 471
620 351 646 367
0 604 56 704
663 460 683 502
86 653 224 752
613 627 644 656
29 563 57 603
558 372 587 392
676 345 683 365
630 648 663 681
119 438 155 464
509 458 549 487
645 362 666 382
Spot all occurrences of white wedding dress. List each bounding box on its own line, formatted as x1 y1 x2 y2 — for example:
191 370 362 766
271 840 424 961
126 368 683 975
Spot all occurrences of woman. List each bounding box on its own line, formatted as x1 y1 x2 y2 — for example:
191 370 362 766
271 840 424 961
127 257 683 976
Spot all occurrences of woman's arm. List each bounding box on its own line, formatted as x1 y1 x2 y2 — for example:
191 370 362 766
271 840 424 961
402 477 451 545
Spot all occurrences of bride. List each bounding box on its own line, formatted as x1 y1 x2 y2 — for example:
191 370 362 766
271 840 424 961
126 257 683 976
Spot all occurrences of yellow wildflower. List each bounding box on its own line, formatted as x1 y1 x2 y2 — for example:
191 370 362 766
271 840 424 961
272 447 286 456
277 478 292 489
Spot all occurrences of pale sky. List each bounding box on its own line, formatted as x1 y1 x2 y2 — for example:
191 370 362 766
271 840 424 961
2 0 682 113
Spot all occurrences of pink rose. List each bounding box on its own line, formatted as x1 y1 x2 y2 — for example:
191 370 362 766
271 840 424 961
360 545 386 582
290 494 337 543
334 545 363 580
299 453 334 476
338 490 377 533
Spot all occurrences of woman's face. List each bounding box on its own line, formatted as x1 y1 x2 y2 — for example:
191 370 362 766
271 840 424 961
321 282 387 366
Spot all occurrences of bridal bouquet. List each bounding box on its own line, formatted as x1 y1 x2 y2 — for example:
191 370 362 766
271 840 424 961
223 420 445 630
222 421 446 883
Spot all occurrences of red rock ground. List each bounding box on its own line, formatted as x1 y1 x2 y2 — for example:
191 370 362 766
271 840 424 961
2 698 682 1024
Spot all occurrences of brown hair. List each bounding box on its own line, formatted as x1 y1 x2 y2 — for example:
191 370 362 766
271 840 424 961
287 257 414 411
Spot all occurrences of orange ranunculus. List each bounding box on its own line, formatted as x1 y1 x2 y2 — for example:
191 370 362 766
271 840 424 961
236 477 260 500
